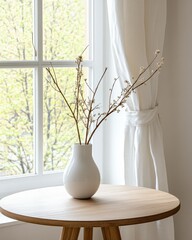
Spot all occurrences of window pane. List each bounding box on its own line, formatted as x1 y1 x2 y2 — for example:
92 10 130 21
43 68 88 172
0 0 33 60
43 0 89 60
0 69 34 177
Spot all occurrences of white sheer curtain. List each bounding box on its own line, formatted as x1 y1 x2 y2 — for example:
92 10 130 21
107 1 175 240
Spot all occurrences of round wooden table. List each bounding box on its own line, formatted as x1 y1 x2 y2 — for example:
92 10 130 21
0 185 180 240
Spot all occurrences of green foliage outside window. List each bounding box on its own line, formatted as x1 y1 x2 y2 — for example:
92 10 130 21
0 69 33 175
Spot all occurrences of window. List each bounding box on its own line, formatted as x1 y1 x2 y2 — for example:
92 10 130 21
0 0 103 197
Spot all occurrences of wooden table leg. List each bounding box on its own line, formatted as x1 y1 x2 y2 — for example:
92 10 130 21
102 227 111 240
60 227 80 240
60 227 72 240
84 227 93 240
109 226 121 240
102 226 122 240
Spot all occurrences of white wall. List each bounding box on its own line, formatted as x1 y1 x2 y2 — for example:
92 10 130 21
159 0 192 239
0 222 61 240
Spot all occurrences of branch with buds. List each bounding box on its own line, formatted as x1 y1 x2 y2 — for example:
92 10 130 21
46 50 163 144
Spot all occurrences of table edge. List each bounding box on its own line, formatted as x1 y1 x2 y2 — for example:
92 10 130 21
0 203 180 228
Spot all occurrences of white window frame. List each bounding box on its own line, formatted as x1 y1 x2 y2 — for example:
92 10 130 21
0 0 104 198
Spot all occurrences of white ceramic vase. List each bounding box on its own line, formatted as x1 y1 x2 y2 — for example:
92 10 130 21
63 144 100 199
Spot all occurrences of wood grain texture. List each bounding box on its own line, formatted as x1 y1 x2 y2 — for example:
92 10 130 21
84 227 93 240
0 185 180 228
102 227 121 240
60 227 80 240
102 227 111 240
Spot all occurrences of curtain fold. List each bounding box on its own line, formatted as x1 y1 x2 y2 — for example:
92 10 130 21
107 0 175 239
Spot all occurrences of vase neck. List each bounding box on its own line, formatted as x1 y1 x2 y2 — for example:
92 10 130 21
72 144 92 160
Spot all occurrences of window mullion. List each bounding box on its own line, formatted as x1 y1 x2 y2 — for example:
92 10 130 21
88 0 93 60
92 0 104 175
34 0 43 175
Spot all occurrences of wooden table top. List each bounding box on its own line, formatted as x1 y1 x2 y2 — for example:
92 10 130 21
0 185 180 228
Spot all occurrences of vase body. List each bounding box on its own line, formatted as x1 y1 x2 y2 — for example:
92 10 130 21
63 144 100 199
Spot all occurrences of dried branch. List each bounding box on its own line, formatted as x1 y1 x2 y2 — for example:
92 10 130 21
46 50 163 144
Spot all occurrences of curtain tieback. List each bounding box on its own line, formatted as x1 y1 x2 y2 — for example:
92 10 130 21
125 106 158 126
